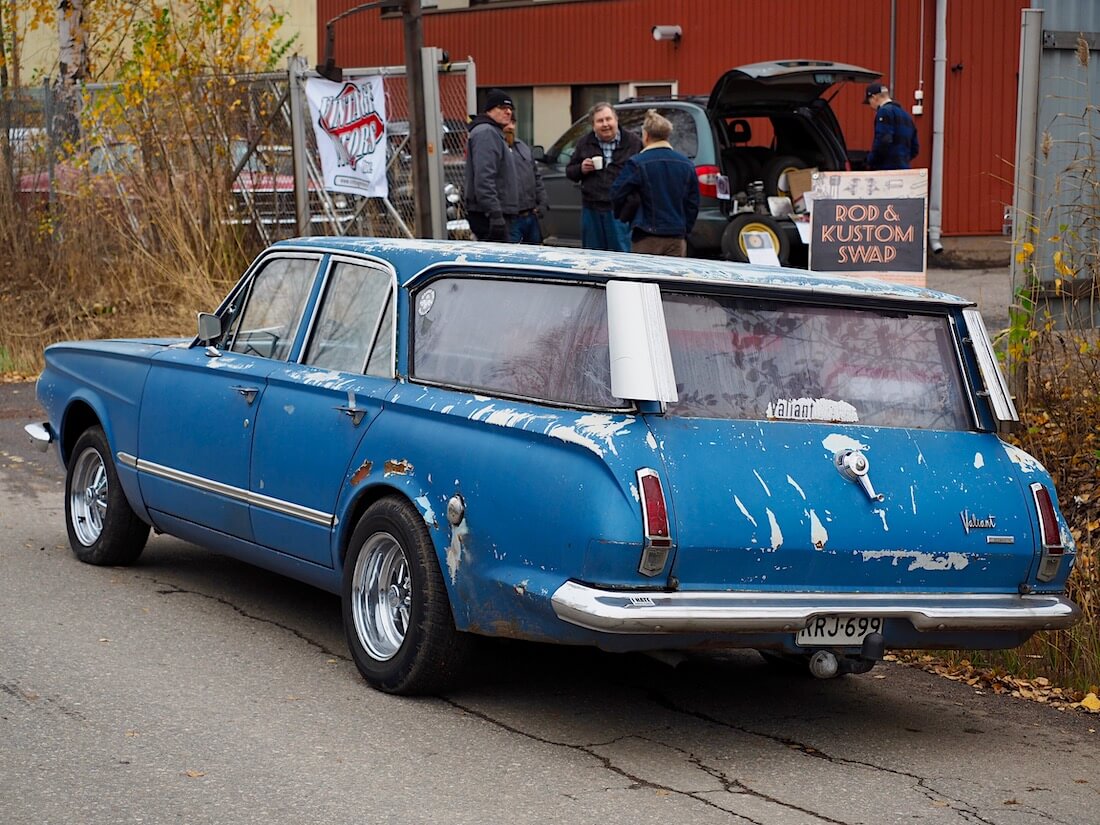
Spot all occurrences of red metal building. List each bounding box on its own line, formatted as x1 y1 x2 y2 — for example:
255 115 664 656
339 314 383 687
317 0 1027 237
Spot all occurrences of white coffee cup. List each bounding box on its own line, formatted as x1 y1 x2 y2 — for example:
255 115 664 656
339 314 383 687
591 155 604 171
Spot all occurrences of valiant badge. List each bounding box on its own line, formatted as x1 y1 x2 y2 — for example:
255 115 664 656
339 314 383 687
960 510 996 534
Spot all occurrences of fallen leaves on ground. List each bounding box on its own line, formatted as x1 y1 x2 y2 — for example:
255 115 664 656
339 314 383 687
887 653 1100 713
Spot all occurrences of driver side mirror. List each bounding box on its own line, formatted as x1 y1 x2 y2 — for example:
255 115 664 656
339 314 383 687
197 312 223 343
531 145 545 162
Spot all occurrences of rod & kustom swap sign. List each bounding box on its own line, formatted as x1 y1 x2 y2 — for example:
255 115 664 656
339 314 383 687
305 75 388 197
808 169 928 287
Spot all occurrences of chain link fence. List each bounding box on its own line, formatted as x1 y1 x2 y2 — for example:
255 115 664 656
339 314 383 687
2 58 474 246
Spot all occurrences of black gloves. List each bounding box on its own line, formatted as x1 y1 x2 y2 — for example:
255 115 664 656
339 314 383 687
488 213 507 241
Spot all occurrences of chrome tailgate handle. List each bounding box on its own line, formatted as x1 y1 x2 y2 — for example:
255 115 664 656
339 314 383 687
835 449 885 502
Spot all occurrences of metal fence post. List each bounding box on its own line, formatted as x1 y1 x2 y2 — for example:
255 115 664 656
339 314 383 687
288 55 312 237
421 46 445 239
1008 8 1044 391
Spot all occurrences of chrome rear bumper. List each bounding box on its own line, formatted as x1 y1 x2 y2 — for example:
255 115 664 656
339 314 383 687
551 581 1081 634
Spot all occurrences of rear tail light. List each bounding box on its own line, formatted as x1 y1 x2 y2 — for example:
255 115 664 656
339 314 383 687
636 468 672 577
1030 482 1065 582
695 164 720 199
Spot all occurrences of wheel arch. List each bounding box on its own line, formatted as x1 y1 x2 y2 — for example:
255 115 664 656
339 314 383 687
59 398 105 466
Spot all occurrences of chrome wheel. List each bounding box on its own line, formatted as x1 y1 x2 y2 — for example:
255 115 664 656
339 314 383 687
351 532 411 661
69 446 109 546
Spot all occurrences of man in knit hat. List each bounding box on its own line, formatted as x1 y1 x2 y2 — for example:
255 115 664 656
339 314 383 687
464 88 519 242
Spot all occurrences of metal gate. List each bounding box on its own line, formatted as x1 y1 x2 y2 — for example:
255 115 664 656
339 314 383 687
232 52 475 245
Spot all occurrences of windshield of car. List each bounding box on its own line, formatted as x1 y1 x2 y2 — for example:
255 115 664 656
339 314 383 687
660 291 971 430
546 106 700 164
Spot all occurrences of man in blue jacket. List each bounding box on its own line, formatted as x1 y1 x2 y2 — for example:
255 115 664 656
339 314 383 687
610 109 699 256
865 83 920 170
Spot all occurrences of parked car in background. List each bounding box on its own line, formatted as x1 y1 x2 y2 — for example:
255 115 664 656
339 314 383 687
27 239 1079 695
16 140 139 208
539 60 880 266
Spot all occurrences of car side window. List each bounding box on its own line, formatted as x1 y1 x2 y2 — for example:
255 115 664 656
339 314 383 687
617 107 699 158
303 261 393 375
412 277 622 409
226 257 317 360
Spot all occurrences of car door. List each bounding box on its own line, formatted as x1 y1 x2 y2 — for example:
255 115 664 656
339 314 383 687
538 119 590 246
248 256 397 567
137 253 321 541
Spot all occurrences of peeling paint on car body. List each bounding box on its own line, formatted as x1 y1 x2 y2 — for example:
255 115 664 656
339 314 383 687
860 550 970 571
30 236 1077 678
384 459 414 477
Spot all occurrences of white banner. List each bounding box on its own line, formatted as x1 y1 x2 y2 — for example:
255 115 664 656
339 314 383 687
305 76 388 197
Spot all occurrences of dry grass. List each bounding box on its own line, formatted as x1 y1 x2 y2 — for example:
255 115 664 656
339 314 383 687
0 146 253 372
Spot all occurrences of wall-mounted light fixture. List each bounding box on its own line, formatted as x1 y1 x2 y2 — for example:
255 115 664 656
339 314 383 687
652 25 682 43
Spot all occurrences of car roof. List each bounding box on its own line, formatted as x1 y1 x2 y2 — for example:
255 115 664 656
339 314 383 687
269 237 968 307
708 59 880 112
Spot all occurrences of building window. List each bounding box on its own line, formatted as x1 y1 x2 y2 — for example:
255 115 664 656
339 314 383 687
628 82 677 99
571 85 619 123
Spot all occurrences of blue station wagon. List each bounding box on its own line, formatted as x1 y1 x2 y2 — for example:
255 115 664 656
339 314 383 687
27 239 1080 694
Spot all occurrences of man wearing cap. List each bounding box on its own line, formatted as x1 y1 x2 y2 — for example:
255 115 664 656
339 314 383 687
565 102 642 252
465 89 519 242
864 83 920 171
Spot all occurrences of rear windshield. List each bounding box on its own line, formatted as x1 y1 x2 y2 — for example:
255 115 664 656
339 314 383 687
661 291 971 430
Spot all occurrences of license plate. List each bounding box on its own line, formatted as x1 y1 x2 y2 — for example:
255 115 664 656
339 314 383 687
796 615 884 646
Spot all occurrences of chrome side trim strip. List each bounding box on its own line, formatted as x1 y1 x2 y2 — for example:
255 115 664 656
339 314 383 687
118 452 333 528
551 581 1081 634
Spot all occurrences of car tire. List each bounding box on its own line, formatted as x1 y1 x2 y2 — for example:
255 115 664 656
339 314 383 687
762 154 807 199
65 426 150 565
721 214 791 265
342 497 472 695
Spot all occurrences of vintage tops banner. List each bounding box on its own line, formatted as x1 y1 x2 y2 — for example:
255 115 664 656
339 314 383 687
305 76 388 197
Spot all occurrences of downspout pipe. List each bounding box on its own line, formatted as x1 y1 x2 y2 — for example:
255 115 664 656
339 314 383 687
929 0 947 254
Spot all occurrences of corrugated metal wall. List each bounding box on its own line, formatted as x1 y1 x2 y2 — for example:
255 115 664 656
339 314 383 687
317 0 1027 236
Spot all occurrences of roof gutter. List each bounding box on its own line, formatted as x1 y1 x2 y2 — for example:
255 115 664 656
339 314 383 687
929 0 948 254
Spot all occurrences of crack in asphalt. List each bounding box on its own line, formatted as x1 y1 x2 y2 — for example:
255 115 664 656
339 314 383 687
442 698 769 823
645 689 1028 825
143 576 350 661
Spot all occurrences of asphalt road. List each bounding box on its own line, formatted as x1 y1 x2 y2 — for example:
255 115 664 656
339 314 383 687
1 380 1096 825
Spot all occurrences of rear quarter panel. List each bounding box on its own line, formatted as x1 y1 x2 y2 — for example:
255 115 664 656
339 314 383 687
332 385 661 644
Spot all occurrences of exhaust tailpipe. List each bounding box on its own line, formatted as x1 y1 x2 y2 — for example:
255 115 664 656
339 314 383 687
808 650 840 679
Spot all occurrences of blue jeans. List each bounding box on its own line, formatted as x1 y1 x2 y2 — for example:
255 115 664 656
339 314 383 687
509 212 543 244
581 207 631 252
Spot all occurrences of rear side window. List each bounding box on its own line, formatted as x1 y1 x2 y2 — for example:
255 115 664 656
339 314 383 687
618 107 699 158
661 292 971 430
412 278 621 409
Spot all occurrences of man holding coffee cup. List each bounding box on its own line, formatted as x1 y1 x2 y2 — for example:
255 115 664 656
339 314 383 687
565 102 641 252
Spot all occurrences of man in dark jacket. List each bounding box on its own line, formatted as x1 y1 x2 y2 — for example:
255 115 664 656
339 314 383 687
865 83 920 170
610 109 699 257
565 102 641 251
504 117 547 244
465 89 519 242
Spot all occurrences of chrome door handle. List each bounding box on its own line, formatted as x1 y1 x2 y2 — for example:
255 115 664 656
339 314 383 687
335 405 366 426
232 386 259 405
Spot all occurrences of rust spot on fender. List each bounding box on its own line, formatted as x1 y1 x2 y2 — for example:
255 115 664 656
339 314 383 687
350 460 373 485
384 458 414 477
